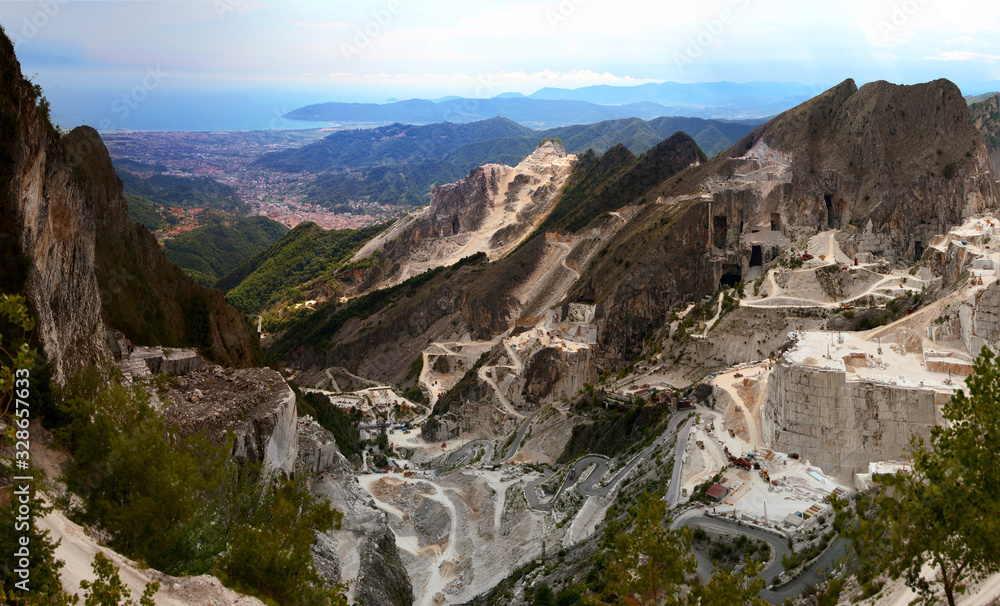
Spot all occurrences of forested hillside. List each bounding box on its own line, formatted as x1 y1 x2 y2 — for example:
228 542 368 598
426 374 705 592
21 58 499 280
161 215 289 286
220 222 387 313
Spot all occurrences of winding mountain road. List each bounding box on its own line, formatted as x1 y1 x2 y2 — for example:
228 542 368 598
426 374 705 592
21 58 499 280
438 410 540 468
672 508 849 603
525 411 692 510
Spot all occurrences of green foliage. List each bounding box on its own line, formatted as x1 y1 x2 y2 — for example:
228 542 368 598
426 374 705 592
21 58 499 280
116 169 247 214
58 377 232 571
302 161 473 210
815 578 843 606
0 498 77 605
557 405 669 463
780 531 834 570
687 558 767 606
584 494 694 605
124 194 165 231
532 145 635 235
0 294 35 416
555 588 582 606
52 369 348 604
162 215 289 286
533 583 555 606
294 387 363 459
215 478 347 606
942 162 956 179
219 222 386 313
269 252 486 361
257 118 535 173
878 347 1000 606
79 552 158 606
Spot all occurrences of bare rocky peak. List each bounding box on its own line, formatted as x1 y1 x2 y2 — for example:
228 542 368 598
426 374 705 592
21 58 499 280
711 77 997 261
349 140 577 290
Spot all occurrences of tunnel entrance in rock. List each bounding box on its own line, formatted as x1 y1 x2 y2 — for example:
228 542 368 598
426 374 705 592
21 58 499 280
720 264 742 288
771 212 781 232
713 216 728 246
914 241 924 260
750 245 763 267
824 194 837 229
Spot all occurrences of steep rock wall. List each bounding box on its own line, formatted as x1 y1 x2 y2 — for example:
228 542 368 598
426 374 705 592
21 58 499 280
349 141 575 290
162 366 298 476
302 419 414 606
0 29 261 378
763 362 947 483
1 31 108 381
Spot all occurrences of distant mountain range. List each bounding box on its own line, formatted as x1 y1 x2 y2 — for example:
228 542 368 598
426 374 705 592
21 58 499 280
283 81 817 127
254 116 757 210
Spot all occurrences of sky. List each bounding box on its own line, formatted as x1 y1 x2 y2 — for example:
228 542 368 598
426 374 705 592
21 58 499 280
0 0 997 130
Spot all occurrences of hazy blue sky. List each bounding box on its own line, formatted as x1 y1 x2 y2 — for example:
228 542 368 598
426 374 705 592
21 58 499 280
1 0 997 129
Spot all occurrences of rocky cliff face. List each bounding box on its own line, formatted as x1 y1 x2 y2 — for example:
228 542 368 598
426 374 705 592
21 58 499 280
161 365 299 476
568 79 999 366
1 30 108 381
720 79 995 261
348 141 575 289
299 418 414 606
0 29 260 380
970 93 1000 175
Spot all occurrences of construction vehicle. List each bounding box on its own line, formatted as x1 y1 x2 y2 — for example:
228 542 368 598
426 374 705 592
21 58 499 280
759 469 770 483
696 440 705 450
729 429 736 438
733 458 752 471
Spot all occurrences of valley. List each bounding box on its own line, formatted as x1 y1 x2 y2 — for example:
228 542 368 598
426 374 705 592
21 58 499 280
3 12 1000 606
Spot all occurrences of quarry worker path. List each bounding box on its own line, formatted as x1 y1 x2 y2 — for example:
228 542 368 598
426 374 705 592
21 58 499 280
696 293 726 337
557 241 581 280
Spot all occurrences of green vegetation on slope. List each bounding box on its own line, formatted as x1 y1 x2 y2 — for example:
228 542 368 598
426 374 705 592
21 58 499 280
301 160 472 210
532 143 635 235
535 131 705 235
161 215 288 287
557 404 670 464
125 193 167 231
49 367 346 606
117 169 247 214
255 117 536 172
268 252 488 362
219 221 386 313
293 386 364 459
